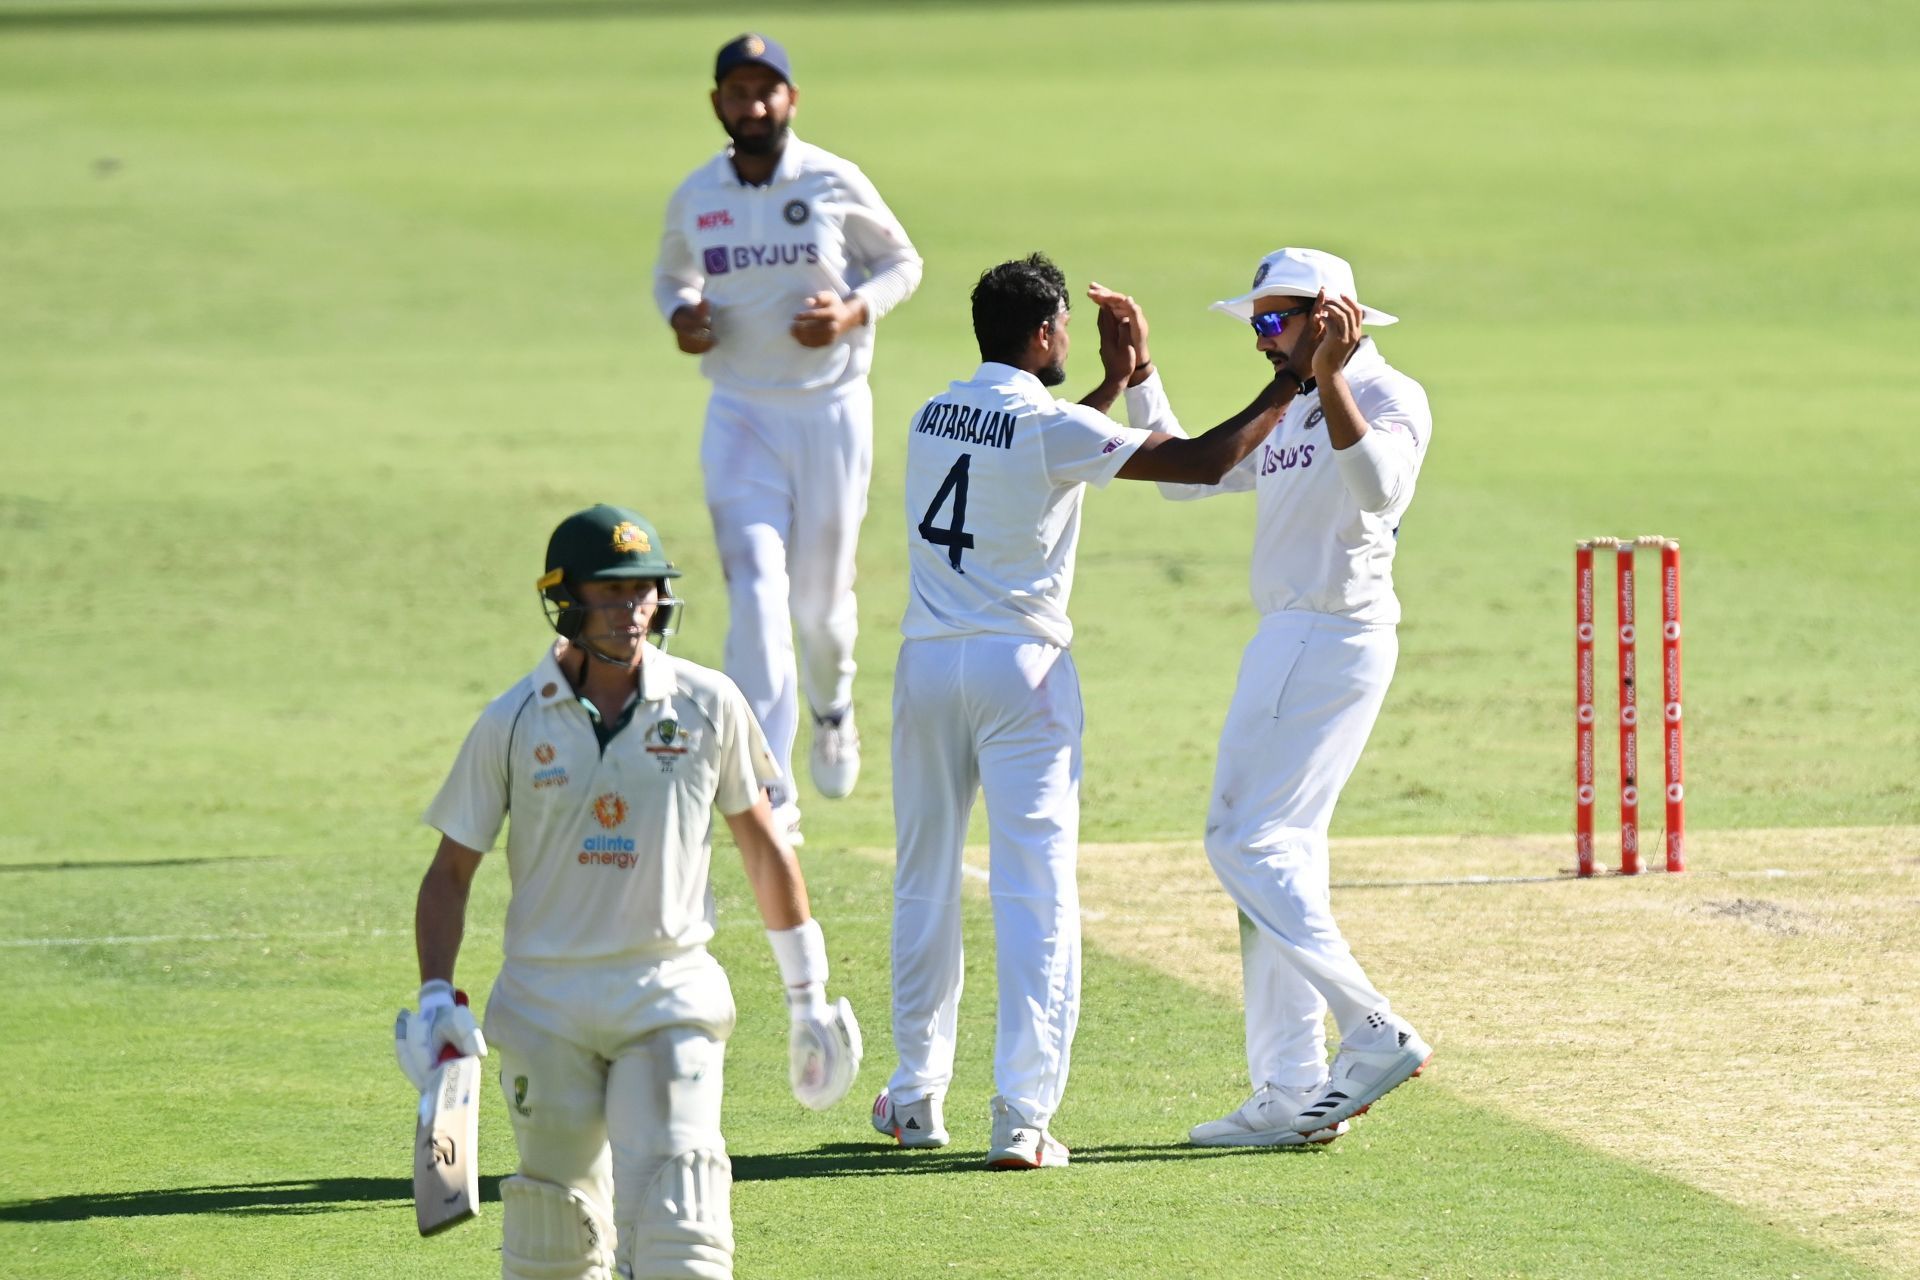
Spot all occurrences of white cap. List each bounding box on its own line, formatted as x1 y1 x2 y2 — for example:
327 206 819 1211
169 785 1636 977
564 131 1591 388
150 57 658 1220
1210 247 1398 326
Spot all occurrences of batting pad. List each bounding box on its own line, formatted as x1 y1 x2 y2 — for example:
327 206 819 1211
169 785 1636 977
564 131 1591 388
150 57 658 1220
629 1149 734 1279
501 1176 617 1280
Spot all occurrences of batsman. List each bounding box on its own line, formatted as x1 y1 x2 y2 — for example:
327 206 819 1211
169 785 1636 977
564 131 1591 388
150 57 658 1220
395 504 862 1280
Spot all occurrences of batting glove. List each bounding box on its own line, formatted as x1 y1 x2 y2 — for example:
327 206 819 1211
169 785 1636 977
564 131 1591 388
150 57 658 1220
788 987 863 1112
394 979 486 1092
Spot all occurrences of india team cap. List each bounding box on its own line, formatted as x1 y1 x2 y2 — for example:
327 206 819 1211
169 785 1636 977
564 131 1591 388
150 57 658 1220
544 504 681 585
1210 247 1399 326
714 33 793 85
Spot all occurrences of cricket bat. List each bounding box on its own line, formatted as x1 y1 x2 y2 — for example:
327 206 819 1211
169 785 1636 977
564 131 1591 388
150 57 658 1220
412 992 481 1236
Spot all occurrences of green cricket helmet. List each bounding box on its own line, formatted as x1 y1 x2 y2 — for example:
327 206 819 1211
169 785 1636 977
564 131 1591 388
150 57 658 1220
537 504 685 650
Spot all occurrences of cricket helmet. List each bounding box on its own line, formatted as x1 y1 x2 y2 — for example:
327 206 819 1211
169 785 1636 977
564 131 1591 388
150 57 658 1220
537 504 685 649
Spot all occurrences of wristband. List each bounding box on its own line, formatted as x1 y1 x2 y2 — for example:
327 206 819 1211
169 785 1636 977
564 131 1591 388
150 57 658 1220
418 978 454 1012
767 918 829 990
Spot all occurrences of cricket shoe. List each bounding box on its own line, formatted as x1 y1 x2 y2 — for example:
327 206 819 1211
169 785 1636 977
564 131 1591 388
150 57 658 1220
771 800 805 849
871 1090 949 1148
809 706 860 800
987 1096 1069 1169
1188 1083 1350 1148
1293 1016 1433 1134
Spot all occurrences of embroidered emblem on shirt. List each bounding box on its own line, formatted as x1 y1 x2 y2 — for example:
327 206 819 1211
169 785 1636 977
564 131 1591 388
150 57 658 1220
783 199 810 225
534 743 556 764
1304 407 1325 432
593 792 628 828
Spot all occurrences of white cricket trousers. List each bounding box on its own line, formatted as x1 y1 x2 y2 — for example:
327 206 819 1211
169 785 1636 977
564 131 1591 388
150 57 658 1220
1204 610 1399 1092
887 635 1083 1127
484 950 736 1277
701 380 872 807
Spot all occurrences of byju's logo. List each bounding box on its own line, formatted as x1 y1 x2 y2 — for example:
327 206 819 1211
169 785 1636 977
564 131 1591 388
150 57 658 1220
703 246 731 275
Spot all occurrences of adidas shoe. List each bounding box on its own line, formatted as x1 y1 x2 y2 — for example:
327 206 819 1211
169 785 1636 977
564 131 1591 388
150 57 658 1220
986 1095 1069 1169
1293 1016 1433 1134
1188 1083 1350 1148
809 706 860 800
871 1090 948 1149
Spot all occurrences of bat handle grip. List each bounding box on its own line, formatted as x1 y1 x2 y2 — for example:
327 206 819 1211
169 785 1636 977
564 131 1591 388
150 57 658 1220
434 988 472 1065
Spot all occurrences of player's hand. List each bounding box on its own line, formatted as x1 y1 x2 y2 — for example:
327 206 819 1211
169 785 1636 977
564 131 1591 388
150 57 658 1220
1088 282 1152 379
1094 301 1137 387
394 980 487 1092
1310 293 1365 382
671 300 717 354
786 985 863 1110
790 292 863 348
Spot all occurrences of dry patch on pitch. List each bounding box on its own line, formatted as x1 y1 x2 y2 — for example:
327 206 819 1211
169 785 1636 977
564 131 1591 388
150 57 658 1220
1067 826 1920 1277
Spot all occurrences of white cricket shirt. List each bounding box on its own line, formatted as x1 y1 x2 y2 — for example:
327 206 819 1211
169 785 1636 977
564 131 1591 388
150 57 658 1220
653 136 922 394
1132 339 1432 624
424 644 776 964
900 362 1149 647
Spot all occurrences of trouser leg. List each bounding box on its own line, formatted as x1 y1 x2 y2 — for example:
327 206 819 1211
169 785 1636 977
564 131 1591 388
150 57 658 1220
786 381 871 720
887 639 977 1105
702 396 798 805
977 642 1082 1127
1204 619 1398 1074
607 1028 732 1280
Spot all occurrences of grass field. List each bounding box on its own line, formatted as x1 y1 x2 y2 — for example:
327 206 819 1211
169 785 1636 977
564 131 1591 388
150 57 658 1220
2 0 1916 1276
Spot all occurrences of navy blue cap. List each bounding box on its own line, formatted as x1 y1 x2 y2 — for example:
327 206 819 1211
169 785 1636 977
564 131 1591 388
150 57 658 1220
714 33 792 85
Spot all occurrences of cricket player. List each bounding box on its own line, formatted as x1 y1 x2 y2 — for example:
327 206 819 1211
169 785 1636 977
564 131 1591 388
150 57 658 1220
652 33 923 845
395 504 862 1280
1118 247 1435 1147
871 254 1298 1167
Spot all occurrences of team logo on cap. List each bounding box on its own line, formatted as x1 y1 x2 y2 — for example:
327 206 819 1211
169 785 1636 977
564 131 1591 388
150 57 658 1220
783 199 810 225
743 34 765 56
593 792 628 829
610 522 651 555
1252 261 1271 288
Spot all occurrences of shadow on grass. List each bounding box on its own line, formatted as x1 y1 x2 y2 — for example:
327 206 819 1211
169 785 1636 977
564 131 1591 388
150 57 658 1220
0 857 272 874
0 1176 451 1221
732 1138 1327 1180
0 1142 1317 1219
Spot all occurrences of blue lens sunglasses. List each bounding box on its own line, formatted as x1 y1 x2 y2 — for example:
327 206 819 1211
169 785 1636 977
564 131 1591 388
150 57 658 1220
1249 303 1314 339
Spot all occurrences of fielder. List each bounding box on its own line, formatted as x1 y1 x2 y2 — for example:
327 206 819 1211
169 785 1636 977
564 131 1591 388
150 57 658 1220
1118 248 1435 1146
872 254 1296 1167
652 33 923 845
396 504 861 1279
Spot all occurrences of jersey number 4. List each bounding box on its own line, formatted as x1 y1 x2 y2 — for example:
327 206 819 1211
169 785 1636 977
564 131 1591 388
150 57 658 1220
917 453 975 572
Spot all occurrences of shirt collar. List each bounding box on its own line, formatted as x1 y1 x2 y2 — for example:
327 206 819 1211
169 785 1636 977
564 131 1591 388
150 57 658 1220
530 641 677 706
719 135 806 187
975 362 1049 400
1342 336 1385 378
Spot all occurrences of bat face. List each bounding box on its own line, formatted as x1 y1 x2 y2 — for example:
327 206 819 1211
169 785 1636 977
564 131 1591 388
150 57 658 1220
413 1053 481 1236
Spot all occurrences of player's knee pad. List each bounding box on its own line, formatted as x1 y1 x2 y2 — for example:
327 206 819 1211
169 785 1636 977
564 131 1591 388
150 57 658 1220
501 1175 617 1280
628 1149 733 1280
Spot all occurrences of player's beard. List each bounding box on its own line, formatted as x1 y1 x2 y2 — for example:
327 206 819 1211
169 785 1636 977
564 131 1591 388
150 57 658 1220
726 115 790 157
1037 360 1067 387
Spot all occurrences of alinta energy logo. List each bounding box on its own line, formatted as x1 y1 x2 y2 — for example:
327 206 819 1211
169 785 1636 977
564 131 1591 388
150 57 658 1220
593 793 628 829
532 742 568 790
534 743 556 765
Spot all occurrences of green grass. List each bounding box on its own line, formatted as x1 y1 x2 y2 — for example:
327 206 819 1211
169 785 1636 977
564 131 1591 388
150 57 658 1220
1 0 1915 1275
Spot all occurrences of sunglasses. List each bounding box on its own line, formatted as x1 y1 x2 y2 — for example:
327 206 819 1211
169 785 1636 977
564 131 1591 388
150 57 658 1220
1248 303 1314 339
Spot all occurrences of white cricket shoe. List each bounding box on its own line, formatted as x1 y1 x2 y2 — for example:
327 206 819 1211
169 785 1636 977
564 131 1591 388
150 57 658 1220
1188 1083 1350 1148
809 707 860 800
771 800 805 849
1293 1017 1433 1134
987 1096 1069 1169
871 1090 949 1149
